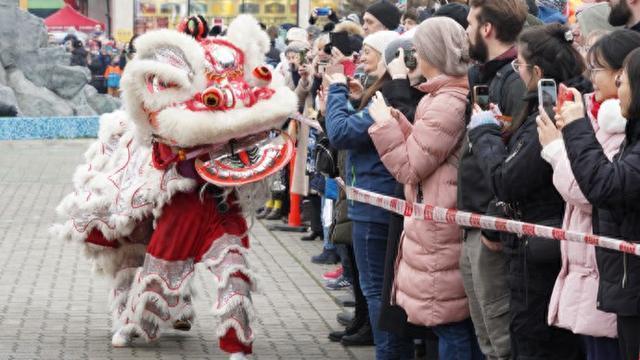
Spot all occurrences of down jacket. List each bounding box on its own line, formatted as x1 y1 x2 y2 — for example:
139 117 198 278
368 74 470 326
544 96 624 338
563 98 640 317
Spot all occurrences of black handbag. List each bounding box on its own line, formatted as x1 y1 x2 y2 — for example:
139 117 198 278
314 133 339 178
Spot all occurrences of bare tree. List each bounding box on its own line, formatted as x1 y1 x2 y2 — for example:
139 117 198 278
339 0 443 16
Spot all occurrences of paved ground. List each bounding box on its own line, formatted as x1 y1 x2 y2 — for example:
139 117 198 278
0 140 374 360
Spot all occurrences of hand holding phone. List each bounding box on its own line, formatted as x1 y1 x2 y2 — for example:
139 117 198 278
473 85 490 111
315 7 331 16
538 78 557 121
557 83 574 112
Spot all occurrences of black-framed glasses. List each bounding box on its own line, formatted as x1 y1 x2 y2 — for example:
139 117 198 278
511 59 532 72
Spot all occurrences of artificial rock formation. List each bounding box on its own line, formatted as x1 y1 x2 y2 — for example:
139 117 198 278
0 0 120 117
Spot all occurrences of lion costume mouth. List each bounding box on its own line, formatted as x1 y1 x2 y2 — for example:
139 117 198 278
194 130 293 186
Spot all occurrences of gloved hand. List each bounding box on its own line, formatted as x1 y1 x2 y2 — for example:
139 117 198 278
468 110 501 130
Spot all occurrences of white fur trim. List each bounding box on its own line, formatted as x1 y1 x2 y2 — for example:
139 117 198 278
598 98 627 135
154 86 297 147
212 294 256 322
225 15 271 84
215 318 255 345
123 29 208 142
52 116 196 247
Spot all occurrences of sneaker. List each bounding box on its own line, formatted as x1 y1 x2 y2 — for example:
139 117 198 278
322 266 343 280
301 231 322 241
264 207 283 220
311 249 340 265
325 275 351 290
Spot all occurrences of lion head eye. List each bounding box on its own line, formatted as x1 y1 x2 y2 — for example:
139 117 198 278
202 88 223 109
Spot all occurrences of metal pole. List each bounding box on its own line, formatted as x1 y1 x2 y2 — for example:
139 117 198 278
106 0 111 37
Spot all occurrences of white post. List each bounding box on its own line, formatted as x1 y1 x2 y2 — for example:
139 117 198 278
298 0 310 28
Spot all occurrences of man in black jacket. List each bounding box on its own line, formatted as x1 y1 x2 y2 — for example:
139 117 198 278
457 1 527 359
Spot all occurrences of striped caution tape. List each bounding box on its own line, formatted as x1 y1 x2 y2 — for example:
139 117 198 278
336 178 640 256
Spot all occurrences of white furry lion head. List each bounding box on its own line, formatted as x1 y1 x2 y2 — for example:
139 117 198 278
120 15 298 187
121 15 297 148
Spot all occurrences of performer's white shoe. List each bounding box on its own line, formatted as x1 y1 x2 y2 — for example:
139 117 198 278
111 328 133 348
229 352 248 360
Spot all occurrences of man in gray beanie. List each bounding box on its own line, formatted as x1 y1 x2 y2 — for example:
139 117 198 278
363 0 401 35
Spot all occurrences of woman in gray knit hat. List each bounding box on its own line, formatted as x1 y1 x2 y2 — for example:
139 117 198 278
368 16 483 359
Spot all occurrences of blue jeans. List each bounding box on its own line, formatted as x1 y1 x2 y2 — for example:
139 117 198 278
352 220 413 360
321 196 335 251
433 318 484 360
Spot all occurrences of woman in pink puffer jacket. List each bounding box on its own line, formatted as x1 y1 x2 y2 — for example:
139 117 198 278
542 96 624 341
367 17 481 358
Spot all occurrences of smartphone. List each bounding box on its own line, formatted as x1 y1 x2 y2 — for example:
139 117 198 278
316 61 329 75
329 31 351 56
538 78 557 120
396 48 417 70
316 7 330 16
473 85 490 111
557 83 574 111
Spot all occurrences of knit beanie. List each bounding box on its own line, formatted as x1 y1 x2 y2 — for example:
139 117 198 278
287 27 308 45
577 3 618 37
363 30 400 55
433 3 470 29
413 17 470 77
365 0 401 30
285 41 308 55
384 38 413 65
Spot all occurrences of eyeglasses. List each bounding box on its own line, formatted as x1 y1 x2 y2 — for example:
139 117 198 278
587 66 607 77
511 59 532 72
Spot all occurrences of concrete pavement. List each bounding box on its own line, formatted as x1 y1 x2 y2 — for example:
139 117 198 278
0 140 374 360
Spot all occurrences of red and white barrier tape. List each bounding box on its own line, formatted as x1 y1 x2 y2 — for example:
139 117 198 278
337 179 640 256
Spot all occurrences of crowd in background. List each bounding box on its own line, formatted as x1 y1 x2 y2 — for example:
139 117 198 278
253 0 640 359
51 25 136 96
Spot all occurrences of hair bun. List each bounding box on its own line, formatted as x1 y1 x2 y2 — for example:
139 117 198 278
548 24 574 44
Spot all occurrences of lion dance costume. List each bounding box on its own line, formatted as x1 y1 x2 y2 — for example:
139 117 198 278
51 15 297 359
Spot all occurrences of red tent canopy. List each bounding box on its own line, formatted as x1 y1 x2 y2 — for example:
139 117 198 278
44 4 104 32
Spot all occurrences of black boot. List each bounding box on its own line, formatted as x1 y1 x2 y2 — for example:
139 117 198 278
301 231 321 241
340 321 374 346
336 310 354 327
311 248 340 264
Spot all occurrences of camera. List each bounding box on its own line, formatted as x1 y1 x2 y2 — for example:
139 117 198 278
396 48 417 70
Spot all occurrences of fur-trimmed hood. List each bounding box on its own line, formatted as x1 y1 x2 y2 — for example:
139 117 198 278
598 98 627 135
334 21 365 38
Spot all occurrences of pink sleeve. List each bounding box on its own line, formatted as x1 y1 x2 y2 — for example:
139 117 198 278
551 145 592 213
368 96 465 185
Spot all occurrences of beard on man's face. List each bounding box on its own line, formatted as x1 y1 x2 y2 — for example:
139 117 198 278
609 0 632 27
469 30 489 63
